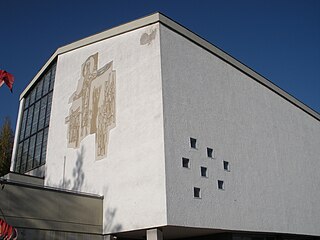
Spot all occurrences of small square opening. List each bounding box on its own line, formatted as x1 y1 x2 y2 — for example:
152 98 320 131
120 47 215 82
223 161 230 171
218 180 224 190
207 147 214 158
182 157 190 168
190 138 197 149
194 187 201 198
200 166 208 177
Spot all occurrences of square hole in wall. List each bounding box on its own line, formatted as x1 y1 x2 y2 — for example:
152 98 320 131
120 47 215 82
200 166 208 177
223 161 230 171
218 180 224 190
182 157 190 168
194 187 201 198
207 147 214 158
190 138 197 149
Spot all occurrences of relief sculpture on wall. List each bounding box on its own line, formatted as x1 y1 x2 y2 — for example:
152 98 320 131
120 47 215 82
65 53 116 160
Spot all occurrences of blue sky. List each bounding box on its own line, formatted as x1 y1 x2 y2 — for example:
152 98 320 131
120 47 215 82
1 0 319 129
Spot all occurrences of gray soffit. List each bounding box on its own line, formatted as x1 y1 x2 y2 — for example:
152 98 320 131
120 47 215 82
20 12 320 121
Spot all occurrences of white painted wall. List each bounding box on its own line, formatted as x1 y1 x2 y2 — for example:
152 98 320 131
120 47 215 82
160 24 320 236
45 23 167 234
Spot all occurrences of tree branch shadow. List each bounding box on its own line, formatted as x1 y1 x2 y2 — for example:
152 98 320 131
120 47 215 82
57 146 85 191
71 146 85 191
44 146 123 236
103 187 122 234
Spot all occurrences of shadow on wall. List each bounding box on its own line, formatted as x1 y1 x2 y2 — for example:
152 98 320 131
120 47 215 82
53 146 85 191
71 146 85 191
53 146 123 234
45 146 123 235
103 187 122 234
24 164 46 179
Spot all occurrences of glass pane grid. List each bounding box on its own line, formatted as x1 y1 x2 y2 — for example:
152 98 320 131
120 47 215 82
14 63 56 173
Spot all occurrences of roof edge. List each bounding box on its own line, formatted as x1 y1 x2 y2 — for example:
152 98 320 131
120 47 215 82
20 12 320 121
157 13 320 121
20 12 161 100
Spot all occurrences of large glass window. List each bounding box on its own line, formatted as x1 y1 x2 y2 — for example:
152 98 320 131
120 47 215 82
14 63 56 173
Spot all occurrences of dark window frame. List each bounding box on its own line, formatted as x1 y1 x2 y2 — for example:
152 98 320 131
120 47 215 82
182 157 190 168
218 180 224 190
14 63 56 173
223 160 230 171
194 187 201 198
200 166 208 177
207 147 214 158
190 137 197 149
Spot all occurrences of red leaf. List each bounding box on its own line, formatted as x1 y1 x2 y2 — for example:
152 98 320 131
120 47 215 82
0 70 14 92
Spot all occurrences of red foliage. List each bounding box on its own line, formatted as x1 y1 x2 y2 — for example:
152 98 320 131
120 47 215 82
0 70 14 92
0 218 18 240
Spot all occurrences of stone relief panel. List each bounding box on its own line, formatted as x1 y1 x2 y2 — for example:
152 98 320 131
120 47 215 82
65 53 116 160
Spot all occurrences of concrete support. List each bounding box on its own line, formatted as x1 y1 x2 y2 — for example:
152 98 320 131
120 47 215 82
147 228 163 240
103 235 116 240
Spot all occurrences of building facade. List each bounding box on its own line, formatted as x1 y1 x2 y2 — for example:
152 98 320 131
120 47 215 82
3 13 320 240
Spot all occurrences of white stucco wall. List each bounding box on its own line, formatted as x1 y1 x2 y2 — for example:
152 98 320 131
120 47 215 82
160 24 320 236
45 23 167 234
